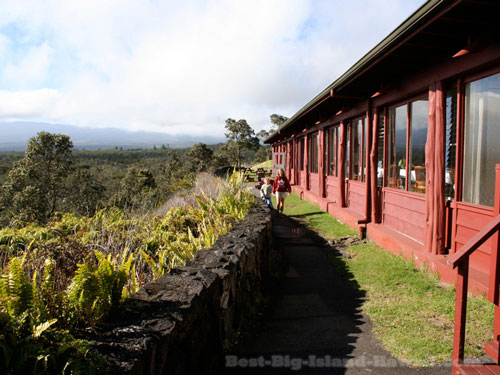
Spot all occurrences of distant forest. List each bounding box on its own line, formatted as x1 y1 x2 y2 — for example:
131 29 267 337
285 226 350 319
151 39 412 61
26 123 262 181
0 116 276 227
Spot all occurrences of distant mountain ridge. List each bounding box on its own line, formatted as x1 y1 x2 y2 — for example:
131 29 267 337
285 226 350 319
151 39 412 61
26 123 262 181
0 122 224 150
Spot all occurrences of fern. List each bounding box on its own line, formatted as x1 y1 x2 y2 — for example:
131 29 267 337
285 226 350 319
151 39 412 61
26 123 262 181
0 255 33 318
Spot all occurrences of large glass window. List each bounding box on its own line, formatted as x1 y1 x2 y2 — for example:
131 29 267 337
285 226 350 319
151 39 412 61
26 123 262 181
386 99 428 193
345 127 350 179
308 132 319 173
445 89 457 200
463 72 500 207
377 111 385 187
387 105 407 189
299 138 305 171
327 126 338 176
350 118 365 181
409 100 428 193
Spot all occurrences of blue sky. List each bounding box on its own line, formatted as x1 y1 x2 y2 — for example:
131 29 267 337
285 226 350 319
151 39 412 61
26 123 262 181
0 0 426 137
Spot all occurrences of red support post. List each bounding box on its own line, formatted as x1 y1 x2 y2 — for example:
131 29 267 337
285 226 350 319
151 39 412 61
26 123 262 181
339 122 346 207
304 135 309 190
318 128 325 198
365 107 372 221
452 258 469 374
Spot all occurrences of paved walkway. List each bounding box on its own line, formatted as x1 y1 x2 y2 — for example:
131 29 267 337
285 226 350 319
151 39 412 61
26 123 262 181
222 210 450 374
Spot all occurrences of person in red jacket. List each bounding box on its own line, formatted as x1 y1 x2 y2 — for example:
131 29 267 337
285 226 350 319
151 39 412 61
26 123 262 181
273 168 291 213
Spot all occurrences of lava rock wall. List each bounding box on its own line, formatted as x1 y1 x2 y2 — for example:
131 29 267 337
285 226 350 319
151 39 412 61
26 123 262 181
86 199 273 374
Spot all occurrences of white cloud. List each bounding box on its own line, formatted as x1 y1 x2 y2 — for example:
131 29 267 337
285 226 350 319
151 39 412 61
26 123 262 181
0 0 426 137
0 89 61 119
2 42 53 89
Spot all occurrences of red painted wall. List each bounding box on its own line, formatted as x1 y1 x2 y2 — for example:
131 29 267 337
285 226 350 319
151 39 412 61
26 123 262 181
452 202 495 275
347 180 366 216
382 188 426 244
326 176 340 201
309 172 319 194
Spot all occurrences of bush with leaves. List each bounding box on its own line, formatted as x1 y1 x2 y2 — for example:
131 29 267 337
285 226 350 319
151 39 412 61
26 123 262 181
0 171 254 373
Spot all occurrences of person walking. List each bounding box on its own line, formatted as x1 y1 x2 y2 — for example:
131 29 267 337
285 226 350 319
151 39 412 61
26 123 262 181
273 168 291 214
260 178 274 209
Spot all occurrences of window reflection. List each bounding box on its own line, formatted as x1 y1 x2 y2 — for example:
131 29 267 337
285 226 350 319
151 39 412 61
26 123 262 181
445 90 457 200
387 105 407 189
409 100 428 193
463 72 500 207
377 111 385 187
327 127 338 176
308 132 319 173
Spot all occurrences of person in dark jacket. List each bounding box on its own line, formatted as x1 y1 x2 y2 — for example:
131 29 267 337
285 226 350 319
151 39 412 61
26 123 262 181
272 168 291 213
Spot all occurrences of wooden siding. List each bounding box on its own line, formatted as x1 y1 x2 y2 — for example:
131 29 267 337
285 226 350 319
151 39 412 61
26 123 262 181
309 172 319 194
453 202 495 275
299 170 307 188
382 188 426 243
326 176 340 201
347 180 366 216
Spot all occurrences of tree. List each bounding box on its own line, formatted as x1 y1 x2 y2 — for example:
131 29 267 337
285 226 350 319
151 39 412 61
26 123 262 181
117 167 157 210
65 166 106 216
255 114 289 144
186 143 213 172
270 114 288 130
256 129 270 143
253 146 272 164
1 132 74 224
223 118 259 167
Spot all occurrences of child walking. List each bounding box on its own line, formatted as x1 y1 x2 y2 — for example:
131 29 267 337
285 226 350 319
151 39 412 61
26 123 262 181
260 178 274 209
272 168 291 214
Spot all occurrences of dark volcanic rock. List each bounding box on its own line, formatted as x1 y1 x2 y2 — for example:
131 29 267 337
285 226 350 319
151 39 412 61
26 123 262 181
82 199 274 375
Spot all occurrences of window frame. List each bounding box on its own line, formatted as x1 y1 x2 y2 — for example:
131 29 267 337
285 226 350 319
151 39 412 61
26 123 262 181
385 93 428 193
325 125 339 177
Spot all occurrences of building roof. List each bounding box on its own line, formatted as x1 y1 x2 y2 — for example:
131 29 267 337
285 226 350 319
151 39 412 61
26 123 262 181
266 0 499 144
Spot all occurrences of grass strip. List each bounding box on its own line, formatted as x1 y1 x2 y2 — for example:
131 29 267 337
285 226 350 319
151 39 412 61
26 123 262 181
280 193 357 238
282 193 494 366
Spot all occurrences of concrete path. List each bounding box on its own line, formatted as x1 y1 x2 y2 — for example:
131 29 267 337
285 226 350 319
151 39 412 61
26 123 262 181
221 211 451 374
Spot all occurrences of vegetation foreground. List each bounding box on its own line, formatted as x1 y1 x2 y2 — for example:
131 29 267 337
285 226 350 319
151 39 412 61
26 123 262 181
283 193 494 366
0 172 254 374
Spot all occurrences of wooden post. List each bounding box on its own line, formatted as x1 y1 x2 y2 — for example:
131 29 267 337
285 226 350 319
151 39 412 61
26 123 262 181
425 84 436 254
371 110 380 223
319 128 325 198
452 258 469 374
339 121 346 207
304 135 309 190
286 140 292 181
451 79 465 254
433 81 446 255
365 107 372 221
486 165 500 366
293 135 300 185
488 164 500 305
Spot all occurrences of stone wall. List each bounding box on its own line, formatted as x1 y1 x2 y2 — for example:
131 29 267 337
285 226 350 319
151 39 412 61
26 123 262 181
85 199 273 374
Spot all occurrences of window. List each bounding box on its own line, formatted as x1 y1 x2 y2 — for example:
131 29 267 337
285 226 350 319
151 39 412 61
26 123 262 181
350 118 366 181
409 100 428 193
445 89 457 200
308 132 319 173
299 138 305 171
377 111 385 187
327 126 338 176
345 127 350 179
387 105 407 189
463 72 500 207
386 98 428 193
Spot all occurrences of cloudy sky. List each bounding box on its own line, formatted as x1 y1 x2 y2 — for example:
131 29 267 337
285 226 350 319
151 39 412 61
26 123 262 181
0 0 425 138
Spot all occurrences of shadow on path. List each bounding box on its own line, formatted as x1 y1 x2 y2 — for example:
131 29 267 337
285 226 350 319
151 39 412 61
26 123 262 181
220 211 450 375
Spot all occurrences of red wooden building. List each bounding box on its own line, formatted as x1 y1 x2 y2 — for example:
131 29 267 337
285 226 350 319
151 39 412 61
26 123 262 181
267 1 500 373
